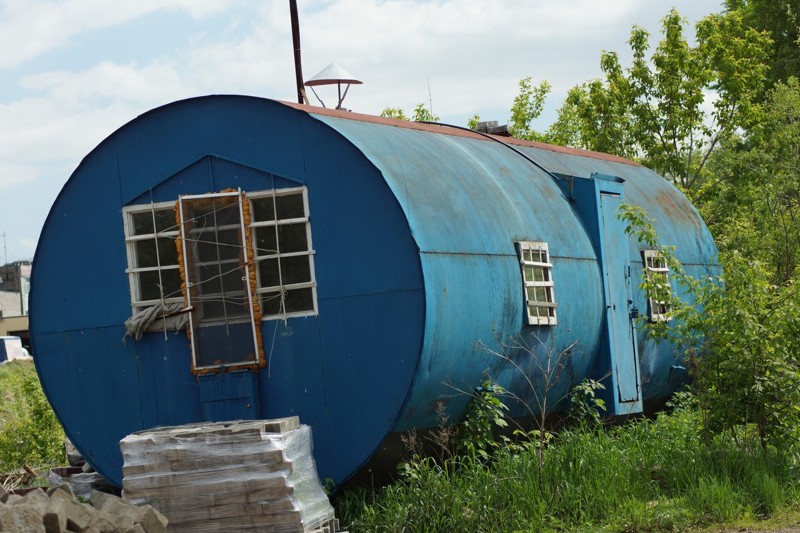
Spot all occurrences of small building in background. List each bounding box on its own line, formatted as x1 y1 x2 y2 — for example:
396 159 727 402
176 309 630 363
0 260 31 349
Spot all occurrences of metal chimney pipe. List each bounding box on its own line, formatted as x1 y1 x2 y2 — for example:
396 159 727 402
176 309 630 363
289 0 306 105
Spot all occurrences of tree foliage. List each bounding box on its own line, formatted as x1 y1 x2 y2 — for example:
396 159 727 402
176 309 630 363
724 0 800 88
702 78 800 284
620 206 800 452
507 77 551 141
546 9 771 194
380 103 440 123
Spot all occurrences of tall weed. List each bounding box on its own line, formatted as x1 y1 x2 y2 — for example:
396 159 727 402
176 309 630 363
0 361 65 471
337 401 798 532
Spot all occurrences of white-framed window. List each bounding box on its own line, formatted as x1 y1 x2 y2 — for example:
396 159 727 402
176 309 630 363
123 186 318 324
249 187 317 319
517 241 557 326
123 202 183 313
643 249 670 322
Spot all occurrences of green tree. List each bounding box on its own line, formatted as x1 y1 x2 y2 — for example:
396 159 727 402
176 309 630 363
701 78 800 284
724 0 800 88
411 103 440 123
380 104 440 123
546 9 771 195
379 107 409 121
507 77 551 141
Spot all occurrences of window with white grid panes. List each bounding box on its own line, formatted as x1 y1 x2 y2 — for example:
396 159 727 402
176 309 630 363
517 241 557 326
123 202 183 313
643 249 670 322
249 187 317 319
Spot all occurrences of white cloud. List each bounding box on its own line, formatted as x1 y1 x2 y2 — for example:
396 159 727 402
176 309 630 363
288 0 648 119
21 61 189 105
0 0 244 69
0 162 38 191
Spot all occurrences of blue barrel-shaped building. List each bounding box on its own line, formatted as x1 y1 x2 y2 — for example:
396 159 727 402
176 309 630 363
31 96 718 488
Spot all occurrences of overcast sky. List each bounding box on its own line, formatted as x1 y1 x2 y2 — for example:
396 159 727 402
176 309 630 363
0 0 724 263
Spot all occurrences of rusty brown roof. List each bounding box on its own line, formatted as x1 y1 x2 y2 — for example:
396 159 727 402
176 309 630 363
282 101 641 167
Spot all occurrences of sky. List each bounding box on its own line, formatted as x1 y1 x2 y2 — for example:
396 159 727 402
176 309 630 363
0 0 724 263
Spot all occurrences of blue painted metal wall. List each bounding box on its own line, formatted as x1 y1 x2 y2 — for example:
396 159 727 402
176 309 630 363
31 96 719 489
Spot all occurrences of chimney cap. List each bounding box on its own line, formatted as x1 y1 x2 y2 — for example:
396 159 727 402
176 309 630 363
304 63 363 87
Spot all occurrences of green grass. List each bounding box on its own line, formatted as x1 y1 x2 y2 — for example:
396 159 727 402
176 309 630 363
335 407 800 532
0 360 66 473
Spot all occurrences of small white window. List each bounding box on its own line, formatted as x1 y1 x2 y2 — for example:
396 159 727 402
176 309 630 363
517 241 557 326
643 250 670 322
123 202 183 313
249 187 317 319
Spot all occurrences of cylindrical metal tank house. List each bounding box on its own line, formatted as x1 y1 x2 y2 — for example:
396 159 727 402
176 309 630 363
31 96 718 488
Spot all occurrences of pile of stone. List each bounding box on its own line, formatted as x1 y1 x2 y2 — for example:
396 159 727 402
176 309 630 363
121 417 338 532
0 483 167 533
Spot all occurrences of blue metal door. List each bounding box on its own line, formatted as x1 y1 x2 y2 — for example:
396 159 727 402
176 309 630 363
598 188 641 407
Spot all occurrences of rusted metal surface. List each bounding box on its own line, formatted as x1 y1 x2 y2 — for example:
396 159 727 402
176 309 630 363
283 101 640 166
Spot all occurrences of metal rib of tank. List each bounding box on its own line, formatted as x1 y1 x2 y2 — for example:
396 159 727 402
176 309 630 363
30 95 718 490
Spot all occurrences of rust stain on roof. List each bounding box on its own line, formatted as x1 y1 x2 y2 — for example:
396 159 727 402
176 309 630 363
282 101 641 167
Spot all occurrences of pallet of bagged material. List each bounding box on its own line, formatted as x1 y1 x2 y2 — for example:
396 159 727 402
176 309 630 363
123 462 292 491
123 447 285 475
122 451 290 476
128 487 299 516
123 473 292 503
121 418 335 532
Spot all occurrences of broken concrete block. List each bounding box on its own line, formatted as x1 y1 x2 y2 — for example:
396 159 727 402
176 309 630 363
1 478 170 532
3 493 23 506
62 498 96 532
94 508 134 532
90 491 128 515
42 498 68 533
16 488 48 509
88 490 116 512
3 504 46 533
87 510 120 533
133 505 168 533
47 483 74 499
